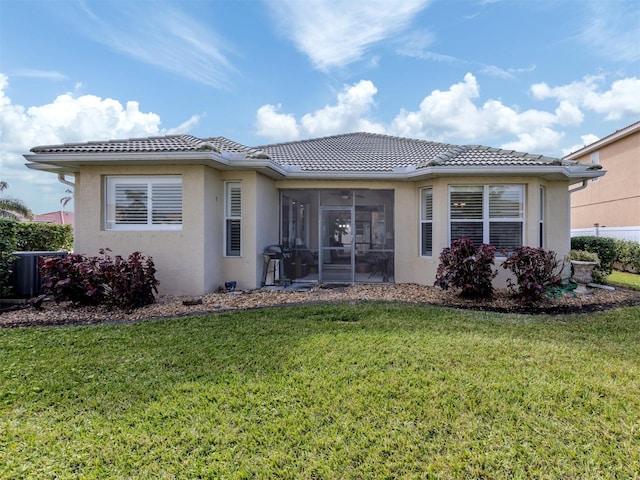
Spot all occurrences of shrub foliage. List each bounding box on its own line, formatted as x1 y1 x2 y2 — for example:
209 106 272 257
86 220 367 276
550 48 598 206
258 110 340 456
571 236 617 283
0 219 73 297
39 249 159 310
502 247 563 302
434 237 497 299
613 239 640 273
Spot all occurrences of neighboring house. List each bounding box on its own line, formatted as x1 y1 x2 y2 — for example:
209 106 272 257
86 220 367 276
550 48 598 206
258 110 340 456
34 210 74 226
565 120 640 241
24 132 604 296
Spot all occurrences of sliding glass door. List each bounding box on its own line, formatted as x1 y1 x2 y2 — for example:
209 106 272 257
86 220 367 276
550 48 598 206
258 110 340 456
320 207 353 282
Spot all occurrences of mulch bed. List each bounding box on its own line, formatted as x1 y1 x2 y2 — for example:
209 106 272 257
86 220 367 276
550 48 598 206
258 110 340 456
2 283 640 328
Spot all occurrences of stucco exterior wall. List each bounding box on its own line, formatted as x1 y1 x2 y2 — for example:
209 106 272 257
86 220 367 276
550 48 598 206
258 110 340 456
73 168 573 295
74 164 223 296
570 129 640 229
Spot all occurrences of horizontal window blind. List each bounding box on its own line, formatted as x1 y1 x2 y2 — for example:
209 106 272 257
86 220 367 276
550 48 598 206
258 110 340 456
106 176 182 230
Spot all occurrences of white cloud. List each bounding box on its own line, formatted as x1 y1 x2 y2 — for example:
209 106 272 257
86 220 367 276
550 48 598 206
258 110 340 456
0 74 192 213
255 80 385 141
300 80 385 136
501 128 564 153
266 0 430 71
577 1 640 62
562 133 601 156
532 75 640 121
11 69 68 81
68 2 237 89
255 104 300 141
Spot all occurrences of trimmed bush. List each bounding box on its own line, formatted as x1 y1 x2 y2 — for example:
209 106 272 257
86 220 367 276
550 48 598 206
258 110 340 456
0 219 19 297
39 249 159 310
15 222 73 251
435 237 498 299
571 236 617 283
614 239 640 273
502 247 563 302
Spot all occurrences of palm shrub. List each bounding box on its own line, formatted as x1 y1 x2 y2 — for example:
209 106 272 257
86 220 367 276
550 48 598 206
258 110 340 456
502 247 563 302
434 237 497 299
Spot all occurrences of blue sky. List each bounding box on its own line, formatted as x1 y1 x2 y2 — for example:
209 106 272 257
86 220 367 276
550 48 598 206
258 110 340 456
1 0 639 214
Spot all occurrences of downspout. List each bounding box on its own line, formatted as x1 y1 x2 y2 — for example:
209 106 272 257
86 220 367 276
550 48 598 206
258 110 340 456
568 180 589 194
567 179 590 252
57 173 75 187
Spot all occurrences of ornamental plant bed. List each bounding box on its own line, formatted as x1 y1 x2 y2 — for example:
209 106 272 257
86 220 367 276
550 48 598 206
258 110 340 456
2 283 640 328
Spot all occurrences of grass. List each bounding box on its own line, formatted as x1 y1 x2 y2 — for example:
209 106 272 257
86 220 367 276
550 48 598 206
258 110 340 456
608 270 640 290
2 302 640 478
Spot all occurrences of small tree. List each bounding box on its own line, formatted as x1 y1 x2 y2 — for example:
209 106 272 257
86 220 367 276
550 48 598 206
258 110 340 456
434 237 497 299
0 181 33 220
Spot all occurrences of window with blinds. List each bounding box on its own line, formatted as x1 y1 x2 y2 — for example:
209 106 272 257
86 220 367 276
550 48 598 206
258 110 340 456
106 176 182 230
225 182 242 257
449 185 523 252
420 187 433 256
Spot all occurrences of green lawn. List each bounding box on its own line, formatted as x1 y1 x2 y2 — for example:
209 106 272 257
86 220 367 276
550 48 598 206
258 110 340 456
2 303 640 478
608 270 640 290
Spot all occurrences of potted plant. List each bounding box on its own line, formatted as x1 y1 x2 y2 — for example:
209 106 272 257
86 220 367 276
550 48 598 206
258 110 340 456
567 250 600 295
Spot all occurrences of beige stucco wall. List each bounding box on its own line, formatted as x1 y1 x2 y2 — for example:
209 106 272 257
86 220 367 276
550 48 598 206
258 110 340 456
571 130 640 229
401 177 570 288
275 176 571 288
73 168 573 295
219 171 279 290
74 164 225 296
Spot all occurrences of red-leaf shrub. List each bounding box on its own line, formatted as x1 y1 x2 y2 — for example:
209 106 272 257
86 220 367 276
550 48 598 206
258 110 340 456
501 247 562 302
39 253 105 306
434 237 497 299
39 249 159 310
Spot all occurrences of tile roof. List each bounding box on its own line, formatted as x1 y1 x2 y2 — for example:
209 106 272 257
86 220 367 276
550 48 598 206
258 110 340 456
29 132 566 172
257 133 563 172
30 134 269 158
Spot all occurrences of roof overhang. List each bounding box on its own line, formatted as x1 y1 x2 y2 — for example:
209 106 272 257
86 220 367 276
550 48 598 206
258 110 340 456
25 153 605 185
24 151 289 179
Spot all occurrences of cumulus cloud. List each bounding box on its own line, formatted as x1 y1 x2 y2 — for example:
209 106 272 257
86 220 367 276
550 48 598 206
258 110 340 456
266 0 430 71
532 75 640 121
256 104 300 141
389 72 561 150
0 74 194 213
255 80 385 141
562 133 601 156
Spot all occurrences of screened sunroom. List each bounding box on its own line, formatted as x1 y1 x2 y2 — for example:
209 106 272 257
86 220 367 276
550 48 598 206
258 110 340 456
279 189 395 283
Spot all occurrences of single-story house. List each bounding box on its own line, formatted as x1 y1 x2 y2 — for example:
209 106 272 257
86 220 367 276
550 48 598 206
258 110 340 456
24 132 605 296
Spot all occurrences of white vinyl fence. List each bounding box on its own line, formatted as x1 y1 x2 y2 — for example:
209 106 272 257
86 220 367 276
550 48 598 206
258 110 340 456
571 226 640 242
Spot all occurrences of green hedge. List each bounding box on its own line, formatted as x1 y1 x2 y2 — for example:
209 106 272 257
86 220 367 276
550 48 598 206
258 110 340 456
614 239 640 273
570 236 617 283
570 235 640 282
0 220 19 297
14 222 73 251
0 219 73 298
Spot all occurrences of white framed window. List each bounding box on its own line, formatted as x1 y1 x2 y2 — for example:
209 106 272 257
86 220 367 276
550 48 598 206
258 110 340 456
420 187 433 256
225 181 242 257
105 176 182 231
449 185 524 252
